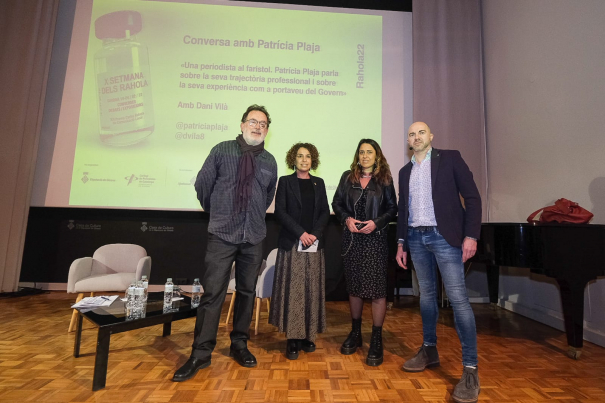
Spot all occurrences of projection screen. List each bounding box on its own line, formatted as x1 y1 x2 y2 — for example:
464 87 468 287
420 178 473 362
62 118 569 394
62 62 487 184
31 0 412 211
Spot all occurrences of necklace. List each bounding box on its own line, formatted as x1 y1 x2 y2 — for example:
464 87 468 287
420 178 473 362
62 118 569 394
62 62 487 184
361 173 372 178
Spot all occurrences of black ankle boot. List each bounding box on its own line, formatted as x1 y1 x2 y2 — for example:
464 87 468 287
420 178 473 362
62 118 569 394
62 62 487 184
300 339 316 352
286 339 299 360
341 318 362 355
366 326 383 366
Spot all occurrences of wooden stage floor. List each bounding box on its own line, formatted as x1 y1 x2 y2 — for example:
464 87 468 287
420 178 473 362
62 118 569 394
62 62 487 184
0 292 604 402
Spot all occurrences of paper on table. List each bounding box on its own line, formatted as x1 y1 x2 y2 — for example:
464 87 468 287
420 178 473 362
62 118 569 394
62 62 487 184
72 295 118 309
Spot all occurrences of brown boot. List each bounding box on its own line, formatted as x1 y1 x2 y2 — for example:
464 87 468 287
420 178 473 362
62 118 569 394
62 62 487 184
402 345 440 372
452 366 480 403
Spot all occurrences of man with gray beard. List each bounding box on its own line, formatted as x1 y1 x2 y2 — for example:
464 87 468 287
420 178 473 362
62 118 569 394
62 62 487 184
173 104 277 382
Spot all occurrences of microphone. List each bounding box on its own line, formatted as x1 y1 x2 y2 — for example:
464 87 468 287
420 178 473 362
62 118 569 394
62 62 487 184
409 146 413 150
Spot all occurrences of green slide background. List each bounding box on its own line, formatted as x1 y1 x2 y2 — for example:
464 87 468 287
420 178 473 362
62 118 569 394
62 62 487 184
70 0 382 209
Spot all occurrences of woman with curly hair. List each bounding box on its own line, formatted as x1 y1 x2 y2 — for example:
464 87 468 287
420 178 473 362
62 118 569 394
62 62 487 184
331 138 397 366
270 142 330 360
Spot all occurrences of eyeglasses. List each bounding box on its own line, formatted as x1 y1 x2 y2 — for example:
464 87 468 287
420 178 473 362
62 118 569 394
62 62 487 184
245 119 268 129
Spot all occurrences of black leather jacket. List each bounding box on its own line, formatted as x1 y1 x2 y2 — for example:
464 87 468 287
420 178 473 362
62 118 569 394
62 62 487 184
331 170 398 232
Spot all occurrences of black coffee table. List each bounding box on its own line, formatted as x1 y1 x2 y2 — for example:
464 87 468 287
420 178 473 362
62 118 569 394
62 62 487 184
73 292 197 391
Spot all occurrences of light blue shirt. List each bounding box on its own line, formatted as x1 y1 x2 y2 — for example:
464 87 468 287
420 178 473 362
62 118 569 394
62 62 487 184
408 148 437 227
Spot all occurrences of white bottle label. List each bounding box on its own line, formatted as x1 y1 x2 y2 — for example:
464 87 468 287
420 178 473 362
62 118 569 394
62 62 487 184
97 66 154 131
193 285 201 293
165 285 173 293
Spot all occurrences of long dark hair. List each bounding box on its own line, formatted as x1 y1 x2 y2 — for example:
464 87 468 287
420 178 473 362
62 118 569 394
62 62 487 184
347 138 392 186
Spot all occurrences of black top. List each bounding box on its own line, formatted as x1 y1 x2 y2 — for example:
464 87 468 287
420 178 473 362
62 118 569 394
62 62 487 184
298 178 315 234
332 170 398 233
274 173 330 251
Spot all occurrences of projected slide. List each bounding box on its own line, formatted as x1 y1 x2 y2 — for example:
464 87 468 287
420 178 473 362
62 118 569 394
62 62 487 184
68 0 381 209
38 0 411 211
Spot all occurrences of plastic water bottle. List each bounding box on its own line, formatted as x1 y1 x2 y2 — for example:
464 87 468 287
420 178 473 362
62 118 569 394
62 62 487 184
141 275 149 302
164 278 174 307
126 282 136 319
134 281 145 318
191 278 201 308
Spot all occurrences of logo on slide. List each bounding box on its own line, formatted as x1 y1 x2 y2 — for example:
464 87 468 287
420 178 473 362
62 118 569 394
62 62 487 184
67 220 75 230
125 174 139 185
141 222 148 232
81 172 89 184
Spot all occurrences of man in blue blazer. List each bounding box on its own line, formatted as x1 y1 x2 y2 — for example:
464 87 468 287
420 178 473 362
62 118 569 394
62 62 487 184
396 121 482 403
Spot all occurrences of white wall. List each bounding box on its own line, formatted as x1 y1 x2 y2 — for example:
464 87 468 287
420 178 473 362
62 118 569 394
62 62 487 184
482 0 605 346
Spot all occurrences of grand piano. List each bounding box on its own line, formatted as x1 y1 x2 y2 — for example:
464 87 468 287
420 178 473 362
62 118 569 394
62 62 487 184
477 222 605 359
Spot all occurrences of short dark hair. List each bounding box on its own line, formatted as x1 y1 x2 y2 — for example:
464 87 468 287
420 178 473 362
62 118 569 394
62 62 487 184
241 104 271 127
285 143 320 171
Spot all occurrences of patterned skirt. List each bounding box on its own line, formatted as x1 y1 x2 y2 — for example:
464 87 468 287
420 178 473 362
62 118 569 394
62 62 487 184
342 229 388 299
269 245 326 341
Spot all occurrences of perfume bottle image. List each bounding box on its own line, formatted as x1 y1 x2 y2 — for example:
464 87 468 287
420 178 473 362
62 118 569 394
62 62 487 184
94 10 154 146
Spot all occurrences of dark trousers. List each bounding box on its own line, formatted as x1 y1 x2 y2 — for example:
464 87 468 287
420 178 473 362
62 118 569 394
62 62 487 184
191 233 263 360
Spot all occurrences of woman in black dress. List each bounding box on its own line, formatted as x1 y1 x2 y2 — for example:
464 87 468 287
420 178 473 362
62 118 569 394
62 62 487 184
332 139 397 366
270 143 330 360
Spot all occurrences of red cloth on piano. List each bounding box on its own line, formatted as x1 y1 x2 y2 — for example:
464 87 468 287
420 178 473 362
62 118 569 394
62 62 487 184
527 198 593 224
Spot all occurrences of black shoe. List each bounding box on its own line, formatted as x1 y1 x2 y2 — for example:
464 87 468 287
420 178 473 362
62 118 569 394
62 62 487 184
286 339 299 360
172 356 211 382
366 326 383 366
300 339 316 353
229 346 257 368
341 318 362 355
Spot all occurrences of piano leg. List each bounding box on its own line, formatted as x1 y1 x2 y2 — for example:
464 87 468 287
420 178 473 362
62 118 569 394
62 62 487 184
556 279 586 360
486 264 500 305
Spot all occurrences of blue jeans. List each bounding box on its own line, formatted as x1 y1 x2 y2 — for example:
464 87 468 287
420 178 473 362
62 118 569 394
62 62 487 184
407 227 478 367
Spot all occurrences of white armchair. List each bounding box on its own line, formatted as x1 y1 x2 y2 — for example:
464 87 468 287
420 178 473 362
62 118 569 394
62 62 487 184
254 248 277 335
67 243 151 332
225 262 237 325
225 260 267 325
